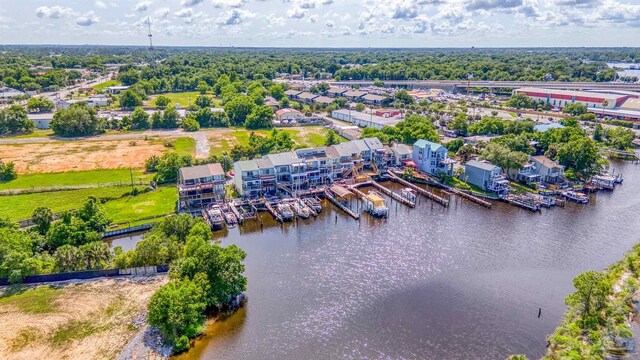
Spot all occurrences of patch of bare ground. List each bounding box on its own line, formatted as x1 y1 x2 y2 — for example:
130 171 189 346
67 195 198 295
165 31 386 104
0 275 167 360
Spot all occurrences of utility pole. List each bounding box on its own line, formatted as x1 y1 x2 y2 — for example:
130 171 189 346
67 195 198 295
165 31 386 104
130 167 135 193
147 17 153 50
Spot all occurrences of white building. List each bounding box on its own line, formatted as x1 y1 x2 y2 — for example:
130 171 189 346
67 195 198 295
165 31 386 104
275 108 304 122
28 113 54 129
105 85 130 94
331 109 401 130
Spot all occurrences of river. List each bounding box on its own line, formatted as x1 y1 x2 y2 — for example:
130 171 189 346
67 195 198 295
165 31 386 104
172 159 640 360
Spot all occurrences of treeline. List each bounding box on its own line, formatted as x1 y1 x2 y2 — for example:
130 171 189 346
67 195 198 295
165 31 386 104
544 243 640 358
0 197 111 283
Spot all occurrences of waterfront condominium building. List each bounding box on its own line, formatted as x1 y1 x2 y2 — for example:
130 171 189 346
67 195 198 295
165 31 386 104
233 138 390 198
177 163 226 214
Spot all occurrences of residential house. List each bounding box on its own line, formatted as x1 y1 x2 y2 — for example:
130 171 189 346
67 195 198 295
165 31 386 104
391 143 412 166
312 96 334 106
530 155 565 183
178 163 226 214
375 109 400 118
464 160 510 195
297 92 319 103
343 90 367 101
361 93 386 106
284 89 302 99
327 87 348 97
411 139 454 176
275 108 304 122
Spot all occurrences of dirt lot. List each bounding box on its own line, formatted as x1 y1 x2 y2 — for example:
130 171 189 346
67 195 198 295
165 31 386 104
0 275 167 360
0 140 166 173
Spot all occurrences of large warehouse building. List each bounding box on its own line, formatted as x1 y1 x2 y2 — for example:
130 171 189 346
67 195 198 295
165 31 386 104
513 87 637 109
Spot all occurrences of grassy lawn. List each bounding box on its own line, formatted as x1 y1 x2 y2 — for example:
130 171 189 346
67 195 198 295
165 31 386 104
0 286 60 314
1 186 134 221
0 129 55 139
509 181 536 194
102 186 177 228
0 169 152 191
444 176 491 195
170 137 196 156
92 80 120 91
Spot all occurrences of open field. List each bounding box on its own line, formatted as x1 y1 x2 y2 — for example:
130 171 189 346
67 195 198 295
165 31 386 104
147 92 221 108
92 80 120 91
0 276 167 360
0 137 195 174
1 186 135 221
208 126 336 156
103 186 177 228
0 169 152 191
0 130 55 139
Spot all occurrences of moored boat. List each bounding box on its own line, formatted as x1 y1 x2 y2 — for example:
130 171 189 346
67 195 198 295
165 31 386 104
304 197 322 213
364 190 389 218
292 201 310 219
204 205 225 230
277 203 294 221
221 203 238 228
562 190 589 204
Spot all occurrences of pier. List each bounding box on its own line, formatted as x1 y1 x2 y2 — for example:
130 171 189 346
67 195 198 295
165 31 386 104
502 194 541 212
386 171 449 207
324 187 360 220
264 201 284 223
352 181 416 208
444 187 493 208
229 201 244 224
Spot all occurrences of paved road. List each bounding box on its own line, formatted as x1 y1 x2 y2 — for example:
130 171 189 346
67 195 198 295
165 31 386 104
40 73 114 101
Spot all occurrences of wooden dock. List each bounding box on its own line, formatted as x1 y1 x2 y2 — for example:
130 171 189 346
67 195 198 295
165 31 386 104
386 171 449 207
353 181 416 208
324 188 360 220
229 201 243 224
264 201 283 223
446 188 492 208
503 194 541 212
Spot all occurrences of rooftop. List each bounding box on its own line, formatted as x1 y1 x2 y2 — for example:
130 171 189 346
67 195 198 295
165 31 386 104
180 163 224 181
534 123 565 132
266 151 303 166
391 144 411 155
466 159 500 171
532 155 562 169
516 87 629 101
313 96 334 104
362 93 386 101
297 92 319 100
414 139 443 152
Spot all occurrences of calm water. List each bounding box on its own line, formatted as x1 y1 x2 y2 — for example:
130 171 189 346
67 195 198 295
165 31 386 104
176 160 640 360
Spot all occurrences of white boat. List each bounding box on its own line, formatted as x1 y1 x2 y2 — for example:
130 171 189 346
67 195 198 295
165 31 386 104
400 188 417 203
293 202 310 219
562 190 589 204
304 197 322 213
205 205 225 230
364 190 389 218
277 203 294 221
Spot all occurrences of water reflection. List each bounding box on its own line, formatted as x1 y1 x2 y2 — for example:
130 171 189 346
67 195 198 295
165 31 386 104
177 160 640 360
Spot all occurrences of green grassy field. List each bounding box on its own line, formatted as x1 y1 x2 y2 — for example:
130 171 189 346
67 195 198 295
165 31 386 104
0 286 60 314
148 92 220 108
0 129 55 139
170 137 196 156
1 186 134 221
0 169 153 191
92 80 120 91
102 186 177 228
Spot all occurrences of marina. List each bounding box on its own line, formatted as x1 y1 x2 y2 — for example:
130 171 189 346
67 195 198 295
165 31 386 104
179 159 640 360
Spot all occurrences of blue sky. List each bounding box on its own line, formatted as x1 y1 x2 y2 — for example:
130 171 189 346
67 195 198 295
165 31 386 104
1 0 640 47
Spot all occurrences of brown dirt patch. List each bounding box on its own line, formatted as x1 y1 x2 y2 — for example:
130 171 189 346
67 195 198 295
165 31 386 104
0 141 166 173
0 275 167 360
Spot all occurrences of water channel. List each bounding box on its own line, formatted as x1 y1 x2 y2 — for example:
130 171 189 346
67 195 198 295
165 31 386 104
162 159 640 360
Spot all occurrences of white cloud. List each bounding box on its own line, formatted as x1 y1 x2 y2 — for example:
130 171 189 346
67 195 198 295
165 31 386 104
154 7 171 18
325 20 334 27
95 1 107 9
216 9 255 25
212 0 247 8
309 15 319 23
134 1 152 12
287 7 307 19
35 6 75 19
76 11 99 26
175 8 193 17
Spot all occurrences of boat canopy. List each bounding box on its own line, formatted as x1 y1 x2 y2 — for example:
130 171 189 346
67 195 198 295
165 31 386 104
331 185 354 199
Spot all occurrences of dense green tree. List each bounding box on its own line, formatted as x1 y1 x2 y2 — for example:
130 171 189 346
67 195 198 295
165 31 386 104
130 107 151 130
119 89 143 109
269 84 285 100
556 137 603 177
224 95 256 126
154 95 171 109
593 123 604 142
355 103 366 112
0 161 18 182
147 277 208 352
153 152 193 183
444 138 464 153
481 143 528 177
394 90 414 105
32 207 53 236
118 69 141 86
244 105 274 129
0 227 53 283
53 244 84 272
468 116 505 135
26 96 55 113
450 113 468 136
505 93 535 109
605 127 635 150
182 116 200 132
565 271 609 318
196 81 210 94
194 95 211 109
325 130 340 146
0 105 34 135
51 103 104 137
562 103 587 116
76 196 111 233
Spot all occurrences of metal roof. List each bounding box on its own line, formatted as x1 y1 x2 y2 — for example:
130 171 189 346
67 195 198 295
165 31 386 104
466 159 500 172
363 137 384 150
391 144 411 155
266 151 302 166
414 139 443 152
180 163 224 180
